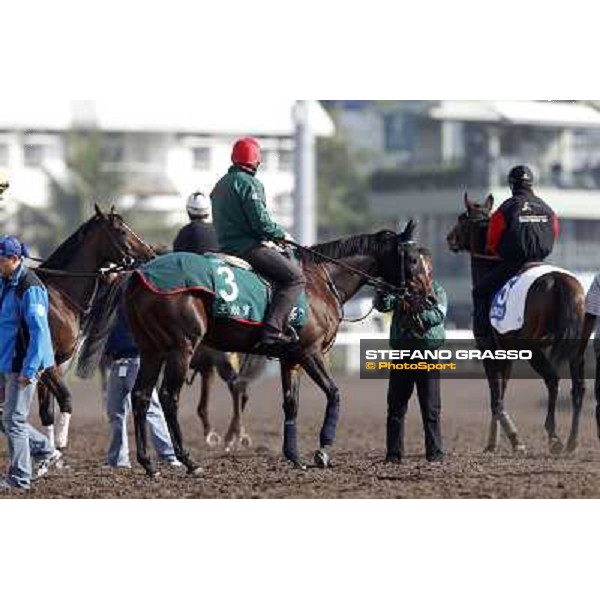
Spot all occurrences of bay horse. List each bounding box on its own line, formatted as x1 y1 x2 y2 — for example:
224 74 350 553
35 205 155 449
125 223 425 476
447 193 585 454
187 347 266 450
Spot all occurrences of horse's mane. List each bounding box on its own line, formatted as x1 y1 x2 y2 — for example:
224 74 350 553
305 230 396 264
42 218 96 269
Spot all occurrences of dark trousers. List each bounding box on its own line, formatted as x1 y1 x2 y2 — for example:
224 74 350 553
245 244 306 334
472 260 523 340
386 362 442 461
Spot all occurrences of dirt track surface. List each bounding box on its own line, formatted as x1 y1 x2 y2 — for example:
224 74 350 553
2 374 600 498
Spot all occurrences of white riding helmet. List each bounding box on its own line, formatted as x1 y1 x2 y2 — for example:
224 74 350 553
186 191 211 219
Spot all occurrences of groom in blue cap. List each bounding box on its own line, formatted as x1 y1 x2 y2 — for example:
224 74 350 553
0 235 60 491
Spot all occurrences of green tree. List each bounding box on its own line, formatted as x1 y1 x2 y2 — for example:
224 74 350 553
316 116 375 240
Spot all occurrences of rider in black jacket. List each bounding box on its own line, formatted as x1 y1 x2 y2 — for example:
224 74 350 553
173 192 219 254
472 165 559 345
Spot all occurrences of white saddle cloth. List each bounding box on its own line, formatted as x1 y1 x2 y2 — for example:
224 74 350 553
490 264 576 334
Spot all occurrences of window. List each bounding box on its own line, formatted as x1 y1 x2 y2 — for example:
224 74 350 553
101 135 124 163
192 147 211 170
383 112 417 152
24 144 45 167
0 144 8 166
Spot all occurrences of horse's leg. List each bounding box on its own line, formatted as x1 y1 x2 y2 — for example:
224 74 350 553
300 352 340 468
217 354 250 451
237 381 252 448
280 360 304 468
483 358 524 453
38 384 55 448
38 364 73 451
159 349 202 475
54 382 72 451
529 350 562 454
132 351 163 477
566 352 585 453
482 358 502 452
197 366 222 447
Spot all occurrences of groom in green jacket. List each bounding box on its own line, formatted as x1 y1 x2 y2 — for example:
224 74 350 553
374 247 447 463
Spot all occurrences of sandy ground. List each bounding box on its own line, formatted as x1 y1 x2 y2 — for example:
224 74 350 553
2 373 600 498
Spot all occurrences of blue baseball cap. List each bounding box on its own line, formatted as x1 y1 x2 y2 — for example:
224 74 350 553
0 235 29 258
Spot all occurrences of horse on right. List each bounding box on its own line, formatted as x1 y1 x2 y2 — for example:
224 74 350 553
447 193 586 455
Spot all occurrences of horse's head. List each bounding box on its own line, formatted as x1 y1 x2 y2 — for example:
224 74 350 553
447 192 493 254
376 220 427 291
90 204 155 268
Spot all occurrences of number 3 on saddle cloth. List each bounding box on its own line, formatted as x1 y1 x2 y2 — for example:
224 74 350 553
489 264 575 335
136 252 309 331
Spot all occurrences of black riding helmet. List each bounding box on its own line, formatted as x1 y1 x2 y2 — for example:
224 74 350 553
508 165 534 190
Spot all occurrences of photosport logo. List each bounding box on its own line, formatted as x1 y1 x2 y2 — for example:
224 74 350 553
359 339 596 379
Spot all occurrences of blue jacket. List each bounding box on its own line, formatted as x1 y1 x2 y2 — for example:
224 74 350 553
105 304 139 359
0 262 55 378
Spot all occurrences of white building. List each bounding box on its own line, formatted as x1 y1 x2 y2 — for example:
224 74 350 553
0 99 334 230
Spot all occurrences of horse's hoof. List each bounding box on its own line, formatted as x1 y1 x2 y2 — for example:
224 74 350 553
205 431 222 448
483 445 497 454
550 438 564 455
513 444 527 456
566 440 577 454
187 465 204 477
239 434 253 449
146 469 160 479
314 449 330 469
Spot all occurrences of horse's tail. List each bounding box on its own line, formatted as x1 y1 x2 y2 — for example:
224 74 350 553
75 272 131 379
549 274 584 368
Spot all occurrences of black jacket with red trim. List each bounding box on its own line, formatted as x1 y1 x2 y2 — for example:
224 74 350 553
486 188 559 262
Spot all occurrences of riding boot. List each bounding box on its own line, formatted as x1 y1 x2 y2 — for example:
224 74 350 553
255 324 299 357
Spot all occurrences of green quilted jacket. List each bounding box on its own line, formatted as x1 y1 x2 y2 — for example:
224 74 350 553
210 165 286 255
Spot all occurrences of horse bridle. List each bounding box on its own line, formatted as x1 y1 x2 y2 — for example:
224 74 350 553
96 213 156 269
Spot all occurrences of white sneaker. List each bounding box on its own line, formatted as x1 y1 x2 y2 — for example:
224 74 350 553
33 449 62 481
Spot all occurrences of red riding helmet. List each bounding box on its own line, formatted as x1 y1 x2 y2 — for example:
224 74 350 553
231 137 261 169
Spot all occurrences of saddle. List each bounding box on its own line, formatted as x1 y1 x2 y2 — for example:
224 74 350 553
204 252 252 271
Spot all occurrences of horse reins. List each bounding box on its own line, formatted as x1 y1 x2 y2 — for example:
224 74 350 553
282 238 411 297
282 238 417 324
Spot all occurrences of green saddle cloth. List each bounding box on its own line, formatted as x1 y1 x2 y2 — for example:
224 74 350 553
137 252 308 330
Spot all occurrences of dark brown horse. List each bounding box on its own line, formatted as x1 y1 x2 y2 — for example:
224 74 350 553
35 206 155 448
447 193 585 454
125 224 424 476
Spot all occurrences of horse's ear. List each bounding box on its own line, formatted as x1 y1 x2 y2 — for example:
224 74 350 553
94 203 104 217
399 219 417 242
484 194 494 211
464 192 471 209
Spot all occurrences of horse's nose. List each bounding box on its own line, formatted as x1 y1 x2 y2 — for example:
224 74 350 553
446 230 459 252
